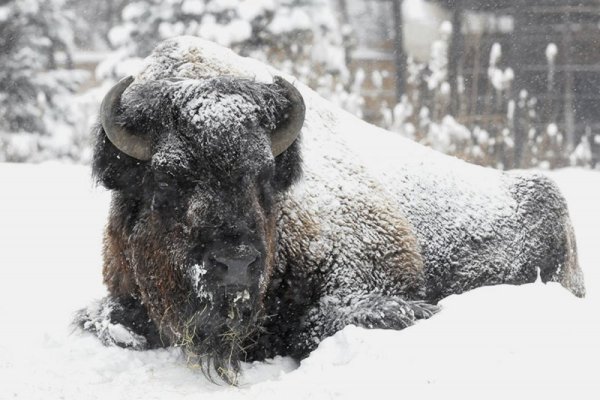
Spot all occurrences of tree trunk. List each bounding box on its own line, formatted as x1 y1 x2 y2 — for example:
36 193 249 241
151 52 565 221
392 0 406 102
448 0 463 115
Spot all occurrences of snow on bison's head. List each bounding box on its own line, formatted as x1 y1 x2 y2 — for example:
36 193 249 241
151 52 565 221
92 75 305 380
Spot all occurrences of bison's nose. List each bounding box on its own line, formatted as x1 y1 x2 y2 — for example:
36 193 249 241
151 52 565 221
207 248 259 286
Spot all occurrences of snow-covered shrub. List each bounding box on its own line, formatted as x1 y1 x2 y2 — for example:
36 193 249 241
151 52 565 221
100 0 355 112
570 129 600 168
64 0 129 50
0 0 89 162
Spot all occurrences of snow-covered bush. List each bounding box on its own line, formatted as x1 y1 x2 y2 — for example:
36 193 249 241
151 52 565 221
0 0 89 162
570 129 600 168
100 0 353 110
64 0 129 50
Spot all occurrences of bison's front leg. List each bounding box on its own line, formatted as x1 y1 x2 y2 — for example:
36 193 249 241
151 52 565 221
290 294 439 358
75 296 164 350
335 294 439 329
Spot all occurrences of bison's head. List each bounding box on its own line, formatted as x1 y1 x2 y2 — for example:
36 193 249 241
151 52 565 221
92 75 304 382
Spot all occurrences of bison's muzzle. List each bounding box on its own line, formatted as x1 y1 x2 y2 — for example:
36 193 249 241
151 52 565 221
203 245 261 288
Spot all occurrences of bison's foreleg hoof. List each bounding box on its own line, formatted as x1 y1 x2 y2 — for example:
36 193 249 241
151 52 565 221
74 296 164 350
344 295 440 330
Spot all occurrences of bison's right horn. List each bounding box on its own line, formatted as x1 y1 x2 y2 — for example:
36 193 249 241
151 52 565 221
271 77 305 157
101 76 153 161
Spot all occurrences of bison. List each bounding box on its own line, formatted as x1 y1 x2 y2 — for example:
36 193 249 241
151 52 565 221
77 37 585 384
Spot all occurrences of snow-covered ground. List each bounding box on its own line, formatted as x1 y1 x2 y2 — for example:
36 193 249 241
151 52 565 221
0 163 598 400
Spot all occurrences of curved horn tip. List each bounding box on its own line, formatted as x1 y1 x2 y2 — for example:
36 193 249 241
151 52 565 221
100 75 153 161
271 76 305 157
274 76 302 96
121 75 135 86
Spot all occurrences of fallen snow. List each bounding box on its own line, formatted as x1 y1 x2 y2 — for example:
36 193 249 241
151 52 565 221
0 162 598 399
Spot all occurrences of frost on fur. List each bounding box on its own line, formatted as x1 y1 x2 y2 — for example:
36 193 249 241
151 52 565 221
76 37 584 385
75 298 149 350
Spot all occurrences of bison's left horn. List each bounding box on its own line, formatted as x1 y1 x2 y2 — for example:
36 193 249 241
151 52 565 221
271 77 305 157
101 76 153 161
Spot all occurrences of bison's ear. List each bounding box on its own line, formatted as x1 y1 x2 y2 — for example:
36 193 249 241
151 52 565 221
92 123 148 192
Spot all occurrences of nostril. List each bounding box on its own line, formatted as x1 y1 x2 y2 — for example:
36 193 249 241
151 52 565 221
211 258 229 276
247 258 260 274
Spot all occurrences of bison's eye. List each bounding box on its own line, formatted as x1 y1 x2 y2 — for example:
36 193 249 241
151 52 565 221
150 173 183 214
256 166 275 209
257 164 274 182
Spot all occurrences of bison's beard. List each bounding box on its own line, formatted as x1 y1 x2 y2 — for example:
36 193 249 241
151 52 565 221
175 288 265 385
